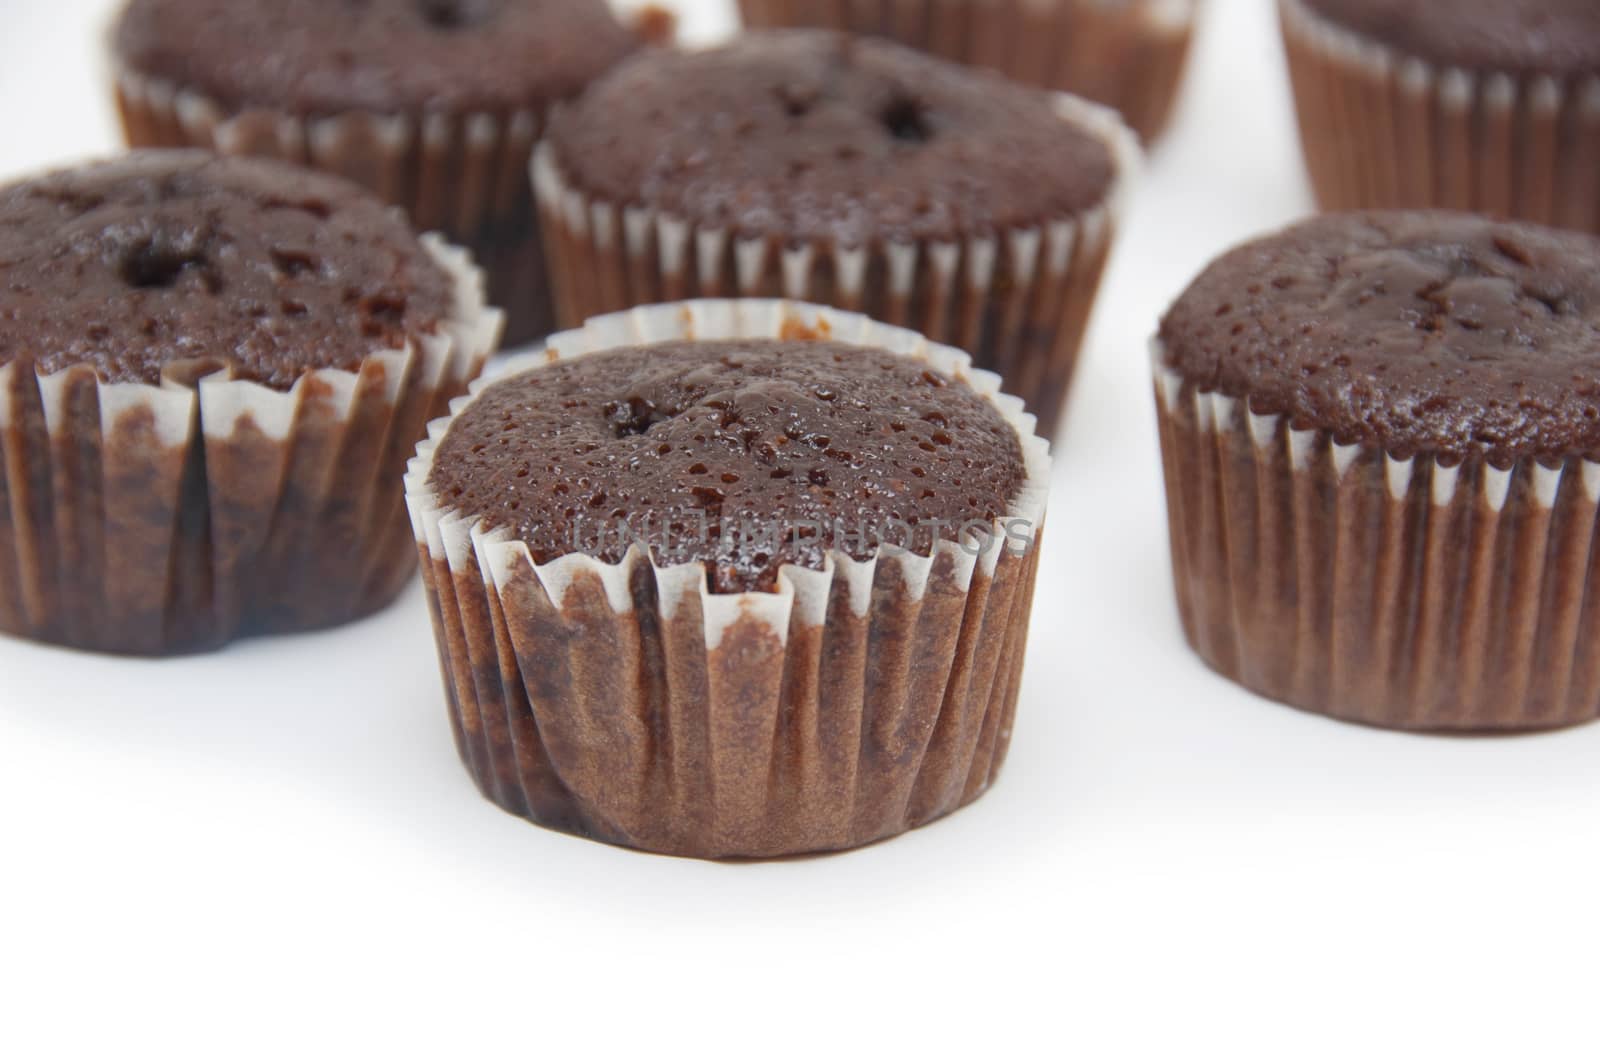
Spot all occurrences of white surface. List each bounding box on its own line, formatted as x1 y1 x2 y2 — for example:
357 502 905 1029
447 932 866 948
2 2 1597 1061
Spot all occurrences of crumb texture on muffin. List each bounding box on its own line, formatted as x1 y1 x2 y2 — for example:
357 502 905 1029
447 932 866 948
1160 211 1600 465
428 338 1027 592
545 30 1115 245
113 0 638 113
1303 0 1600 74
0 151 454 388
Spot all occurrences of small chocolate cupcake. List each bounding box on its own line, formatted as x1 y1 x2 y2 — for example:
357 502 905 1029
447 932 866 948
111 0 641 344
1156 210 1600 732
535 30 1137 438
738 0 1198 142
0 151 500 655
1282 0 1600 231
406 299 1051 858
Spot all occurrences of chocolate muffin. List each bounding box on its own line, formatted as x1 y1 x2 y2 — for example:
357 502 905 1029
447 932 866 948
406 298 1052 858
1155 209 1600 731
1282 0 1600 232
535 31 1138 438
738 0 1198 142
0 150 500 655
111 0 642 344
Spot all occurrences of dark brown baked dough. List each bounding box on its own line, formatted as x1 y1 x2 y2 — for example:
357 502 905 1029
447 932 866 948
0 151 454 389
1159 210 1600 466
1304 0 1600 75
113 0 638 114
428 339 1027 592
545 30 1115 246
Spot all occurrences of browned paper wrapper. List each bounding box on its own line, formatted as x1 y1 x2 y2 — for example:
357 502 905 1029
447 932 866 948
0 237 502 656
533 94 1138 439
737 0 1197 141
406 299 1052 857
114 67 551 342
1155 346 1600 733
1282 0 1600 232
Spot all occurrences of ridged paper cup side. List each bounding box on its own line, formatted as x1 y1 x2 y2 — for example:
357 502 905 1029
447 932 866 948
1153 338 1600 732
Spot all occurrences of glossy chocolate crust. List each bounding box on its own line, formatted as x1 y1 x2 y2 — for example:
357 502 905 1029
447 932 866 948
113 0 639 114
0 151 453 389
544 30 1116 246
1160 211 1600 466
429 339 1027 592
1304 0 1600 75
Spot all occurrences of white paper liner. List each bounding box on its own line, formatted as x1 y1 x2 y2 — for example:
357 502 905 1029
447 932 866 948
533 93 1138 437
405 299 1052 857
1153 340 1600 732
0 235 503 655
1281 0 1600 231
736 0 1197 139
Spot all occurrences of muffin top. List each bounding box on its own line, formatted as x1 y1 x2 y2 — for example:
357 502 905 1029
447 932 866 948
1160 211 1600 466
113 0 639 114
545 31 1118 246
428 339 1027 593
0 151 455 389
1304 0 1600 75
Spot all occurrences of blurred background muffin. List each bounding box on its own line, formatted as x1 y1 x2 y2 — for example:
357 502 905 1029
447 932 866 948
1282 0 1600 233
737 0 1199 141
536 30 1137 437
0 150 499 654
111 0 644 345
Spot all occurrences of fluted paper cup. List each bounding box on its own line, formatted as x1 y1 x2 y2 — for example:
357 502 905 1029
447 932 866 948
1281 0 1600 233
533 94 1138 438
405 298 1052 857
0 236 502 656
1155 341 1600 732
737 0 1198 141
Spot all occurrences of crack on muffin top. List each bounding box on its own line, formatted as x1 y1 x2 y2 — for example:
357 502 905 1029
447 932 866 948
545 30 1116 246
1160 210 1600 465
0 151 454 389
114 0 639 114
427 339 1028 593
1304 0 1600 75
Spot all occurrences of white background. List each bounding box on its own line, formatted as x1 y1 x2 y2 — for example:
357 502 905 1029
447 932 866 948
2 1 1597 1061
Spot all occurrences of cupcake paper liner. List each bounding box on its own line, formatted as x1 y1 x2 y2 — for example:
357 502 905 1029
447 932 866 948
0 237 502 656
736 0 1198 141
405 298 1052 858
114 67 551 342
1155 344 1600 732
532 94 1138 438
1281 0 1600 232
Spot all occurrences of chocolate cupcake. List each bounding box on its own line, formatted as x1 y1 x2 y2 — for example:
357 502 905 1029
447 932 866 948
0 151 500 655
1282 0 1600 231
1156 210 1600 732
111 0 641 344
535 31 1137 438
405 299 1051 858
737 0 1198 142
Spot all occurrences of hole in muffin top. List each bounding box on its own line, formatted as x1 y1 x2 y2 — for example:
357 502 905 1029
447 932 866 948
119 236 213 292
418 0 485 30
881 95 932 144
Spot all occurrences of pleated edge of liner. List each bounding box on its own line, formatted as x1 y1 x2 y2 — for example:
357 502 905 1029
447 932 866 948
0 234 504 450
1150 336 1600 514
528 91 1142 301
1280 0 1600 113
405 299 1054 650
112 64 543 158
